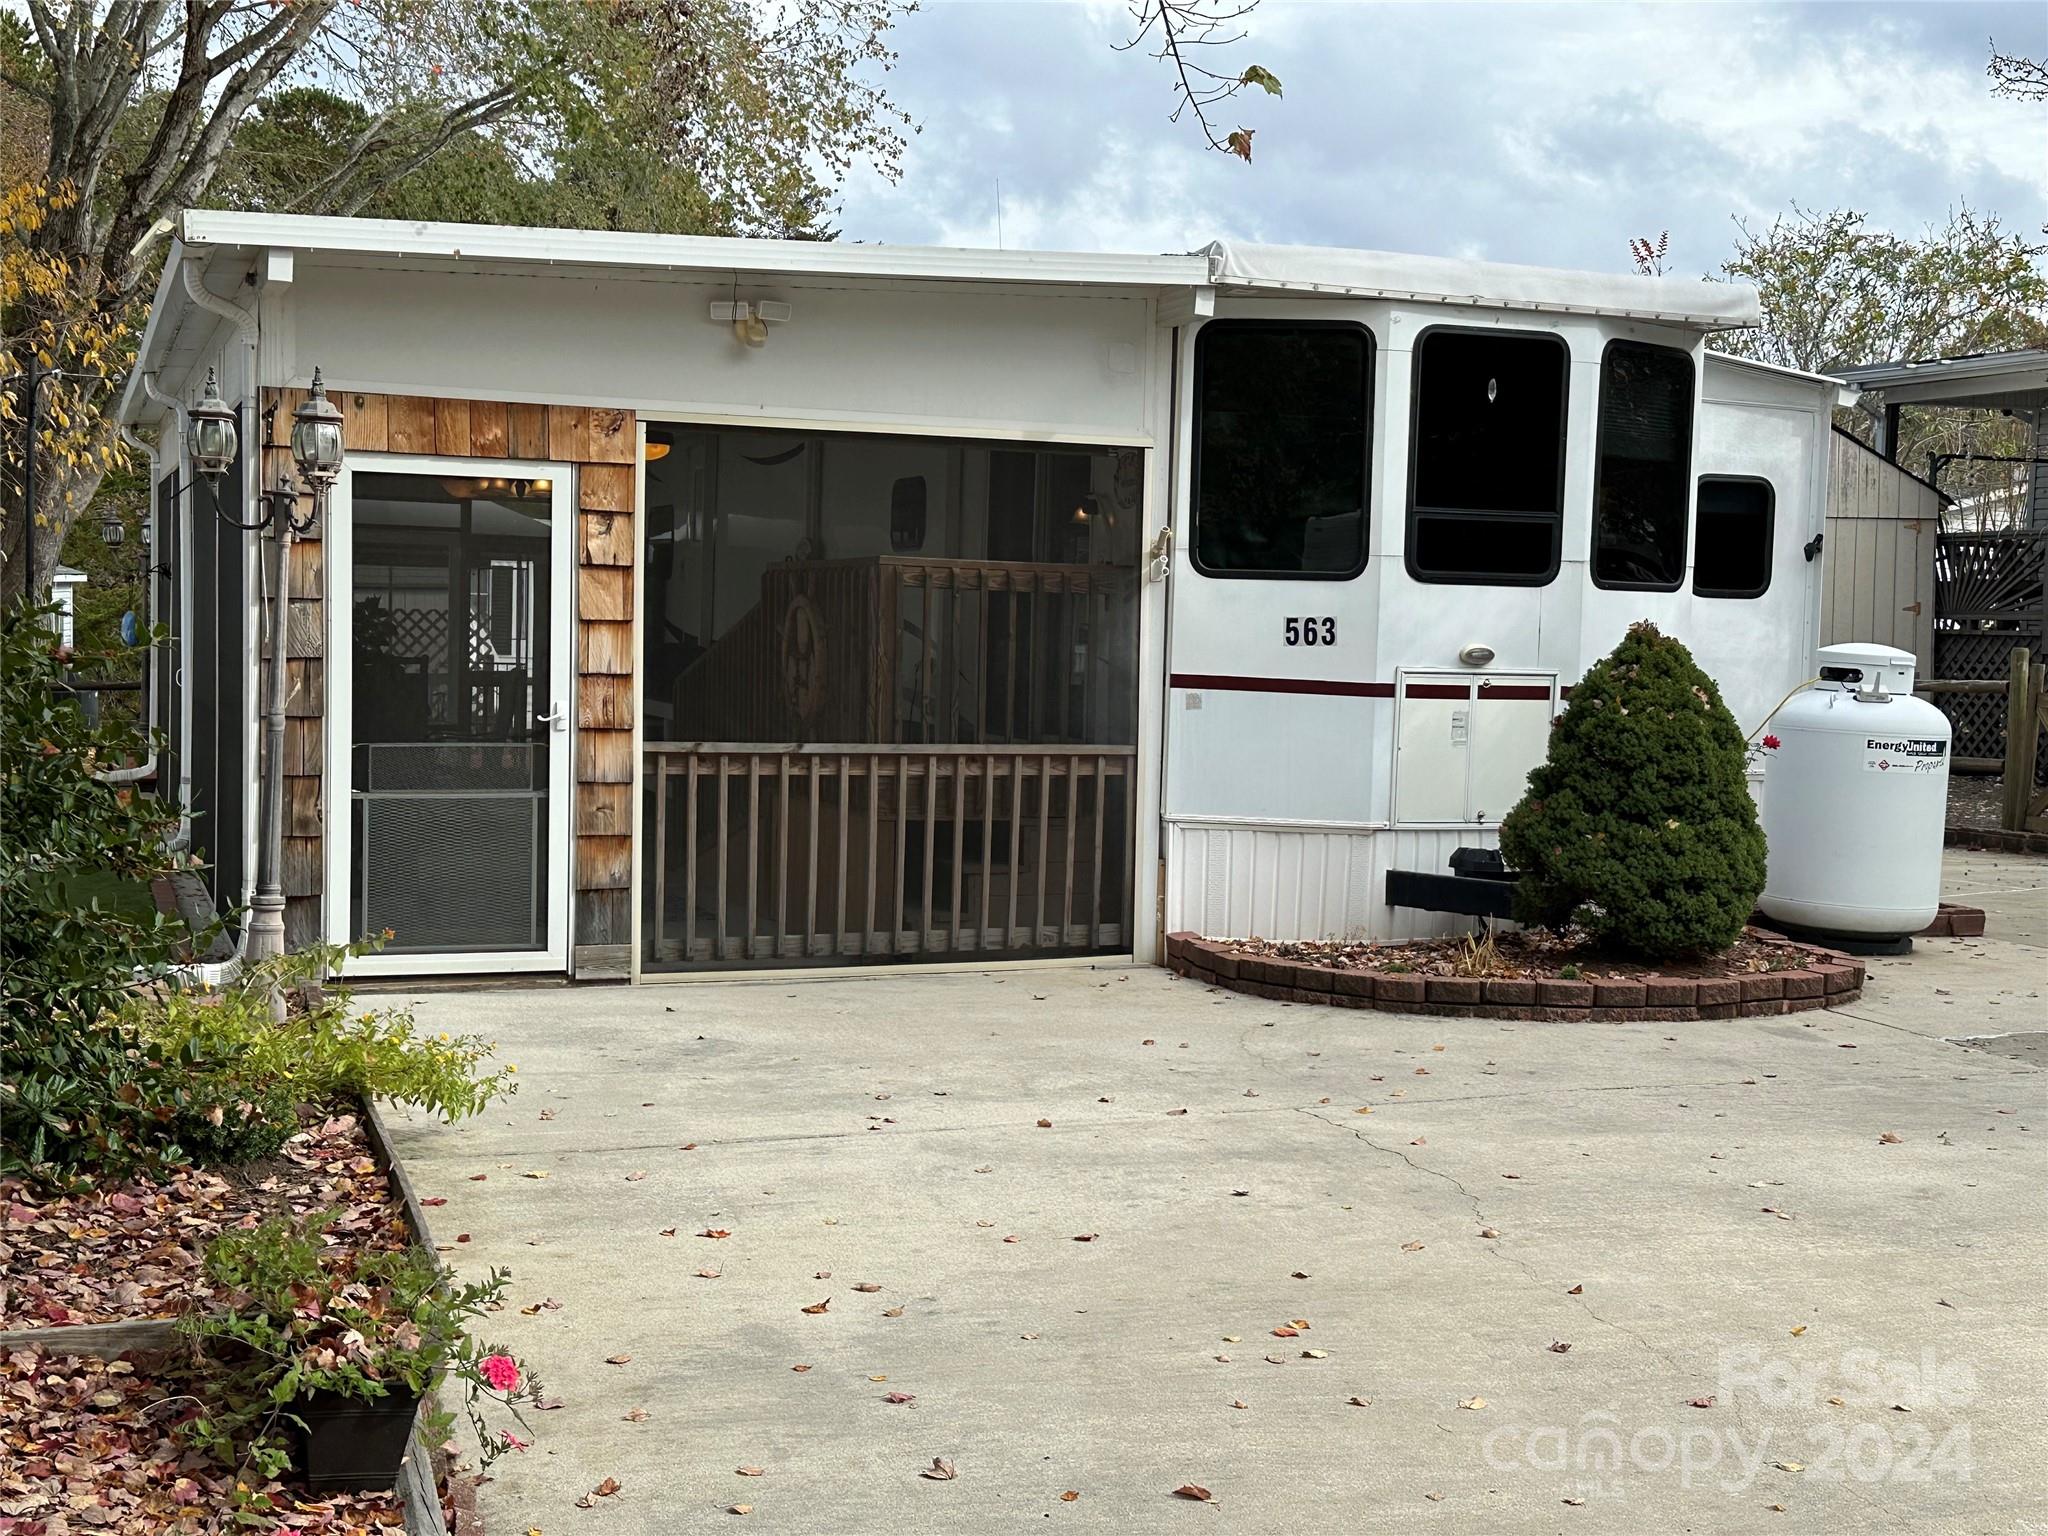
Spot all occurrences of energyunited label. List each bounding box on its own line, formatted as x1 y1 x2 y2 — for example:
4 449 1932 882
1863 736 1948 775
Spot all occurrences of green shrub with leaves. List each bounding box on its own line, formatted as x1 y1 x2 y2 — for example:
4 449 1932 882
133 939 517 1151
1499 621 1766 959
1 607 188 1182
183 1210 538 1510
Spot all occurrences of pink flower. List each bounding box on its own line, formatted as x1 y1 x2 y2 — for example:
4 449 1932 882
500 1431 530 1453
1761 734 1782 751
480 1353 520 1392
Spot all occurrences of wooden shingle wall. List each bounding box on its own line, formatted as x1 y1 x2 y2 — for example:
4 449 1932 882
260 388 637 972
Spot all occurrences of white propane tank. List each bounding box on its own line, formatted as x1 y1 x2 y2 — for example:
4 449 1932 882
1757 643 1951 951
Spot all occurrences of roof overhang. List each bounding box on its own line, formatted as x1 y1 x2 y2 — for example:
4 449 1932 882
1199 240 1761 331
1833 350 2048 413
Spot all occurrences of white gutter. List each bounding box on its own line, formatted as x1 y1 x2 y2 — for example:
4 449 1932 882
178 209 1212 290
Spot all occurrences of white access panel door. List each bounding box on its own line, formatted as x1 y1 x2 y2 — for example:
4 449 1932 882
1392 672 1558 827
1470 685 1555 823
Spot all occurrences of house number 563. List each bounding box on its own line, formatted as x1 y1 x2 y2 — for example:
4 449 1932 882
1284 617 1336 647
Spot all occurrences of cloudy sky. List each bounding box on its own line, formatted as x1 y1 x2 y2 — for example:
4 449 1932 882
834 1 2045 278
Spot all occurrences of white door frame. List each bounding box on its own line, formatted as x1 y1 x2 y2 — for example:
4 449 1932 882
323 453 576 975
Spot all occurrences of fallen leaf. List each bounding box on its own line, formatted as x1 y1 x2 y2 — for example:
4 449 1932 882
1301 1349 1328 1359
1036 1118 1053 1128
1230 1398 1248 1409
421 1196 448 1206
801 1298 832 1314
1501 1172 1522 1180
853 1282 882 1292
1347 1395 1372 1407
1354 1106 1373 1115
815 1270 832 1278
1775 1460 1805 1472
469 1173 488 1181
523 1171 550 1180
1172 1485 1214 1502
623 1407 649 1421
870 1374 888 1381
1548 1341 1572 1353
1563 1496 1586 1506
792 1364 812 1373
1290 1318 1310 1329
1685 1396 1716 1409
1401 1241 1425 1253
1878 1132 1903 1145
883 1305 905 1317
1072 1232 1099 1242
1567 1284 1584 1295
659 1226 678 1237
1221 1335 1240 1342
883 1391 917 1404
625 1170 648 1181
606 1354 632 1365
1271 1325 1299 1337
1459 1396 1487 1410
699 1228 731 1239
1291 1271 1310 1279
593 1477 621 1496
729 1503 752 1515
737 1466 765 1477
1478 1227 1499 1239
922 1457 958 1481
1425 1491 1445 1502
1790 1325 1807 1337
1167 1108 1188 1116
1061 1491 1080 1502
1003 1234 1020 1243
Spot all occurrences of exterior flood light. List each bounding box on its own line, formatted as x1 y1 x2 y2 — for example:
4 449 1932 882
1458 643 1497 667
710 300 792 350
187 366 238 483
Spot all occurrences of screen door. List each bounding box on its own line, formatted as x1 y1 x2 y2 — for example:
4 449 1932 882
327 459 574 972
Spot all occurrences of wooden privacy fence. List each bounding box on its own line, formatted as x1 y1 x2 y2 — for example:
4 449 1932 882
645 745 1137 966
1916 645 2048 833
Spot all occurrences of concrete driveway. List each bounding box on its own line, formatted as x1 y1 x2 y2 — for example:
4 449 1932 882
387 852 2046 1534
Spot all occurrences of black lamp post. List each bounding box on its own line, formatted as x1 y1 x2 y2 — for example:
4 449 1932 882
246 368 345 989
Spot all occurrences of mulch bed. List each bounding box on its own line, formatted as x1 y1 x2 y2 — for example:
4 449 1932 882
1167 927 1866 1021
0 1345 406 1533
0 1110 407 1331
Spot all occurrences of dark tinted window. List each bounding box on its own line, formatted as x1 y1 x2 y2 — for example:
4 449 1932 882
1193 322 1371 577
1407 328 1568 583
1591 340 1695 590
1692 476 1774 598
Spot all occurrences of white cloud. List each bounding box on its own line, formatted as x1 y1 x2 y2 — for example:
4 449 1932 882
838 0 2046 276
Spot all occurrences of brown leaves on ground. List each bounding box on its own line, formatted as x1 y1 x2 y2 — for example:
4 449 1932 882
1548 1341 1573 1353
852 1282 882 1292
882 1391 917 1404
1685 1395 1717 1409
1060 1489 1081 1501
0 1111 404 1327
921 1457 957 1480
1036 1118 1053 1128
0 1346 405 1533
736 1465 765 1476
801 1298 832 1314
606 1353 633 1365
575 1475 624 1507
699 1228 732 1239
1878 1131 1903 1144
1172 1483 1215 1501
1458 1396 1487 1410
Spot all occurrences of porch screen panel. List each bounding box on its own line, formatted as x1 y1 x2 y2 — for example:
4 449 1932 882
349 472 554 954
641 427 1143 970
187 449 246 915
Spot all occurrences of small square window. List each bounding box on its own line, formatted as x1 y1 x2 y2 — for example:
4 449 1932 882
1192 321 1372 578
1692 476 1774 598
1406 327 1569 585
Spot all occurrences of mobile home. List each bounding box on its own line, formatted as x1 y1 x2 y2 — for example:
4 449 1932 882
119 214 1845 979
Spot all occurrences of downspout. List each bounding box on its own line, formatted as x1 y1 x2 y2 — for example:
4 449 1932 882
179 259 276 974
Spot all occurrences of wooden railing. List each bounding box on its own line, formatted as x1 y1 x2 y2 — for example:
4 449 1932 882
1918 646 2048 831
644 745 1138 967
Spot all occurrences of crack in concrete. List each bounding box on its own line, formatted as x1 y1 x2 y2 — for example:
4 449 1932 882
1293 1104 1691 1380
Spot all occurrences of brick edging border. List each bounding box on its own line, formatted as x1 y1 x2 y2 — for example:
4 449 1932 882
1918 902 1986 939
1945 824 2048 856
1164 932 1865 1021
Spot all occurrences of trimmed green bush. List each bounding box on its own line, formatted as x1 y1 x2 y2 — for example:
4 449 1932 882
1499 621 1765 958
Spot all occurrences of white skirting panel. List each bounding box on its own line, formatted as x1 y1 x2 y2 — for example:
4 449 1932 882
1164 821 1500 944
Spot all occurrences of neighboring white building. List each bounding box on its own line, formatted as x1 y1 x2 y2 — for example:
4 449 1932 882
120 213 1845 978
51 565 86 648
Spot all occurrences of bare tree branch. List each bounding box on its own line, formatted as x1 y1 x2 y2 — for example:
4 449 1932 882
1987 40 2048 101
1116 0 1277 161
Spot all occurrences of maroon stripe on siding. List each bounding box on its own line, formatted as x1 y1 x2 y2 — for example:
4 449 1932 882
1402 683 1469 699
1170 673 1394 698
1476 684 1554 700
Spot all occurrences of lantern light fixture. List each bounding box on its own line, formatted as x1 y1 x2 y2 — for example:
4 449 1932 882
186 366 239 484
290 367 346 486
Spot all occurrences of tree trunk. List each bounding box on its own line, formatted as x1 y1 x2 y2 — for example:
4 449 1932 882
2 446 113 610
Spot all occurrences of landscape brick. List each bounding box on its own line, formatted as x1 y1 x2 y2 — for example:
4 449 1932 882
1641 977 1696 1007
1536 978 1594 1008
1482 978 1537 1006
1425 977 1483 1005
1374 974 1427 1008
1741 974 1786 1002
1778 969 1824 999
1592 979 1646 1008
1693 978 1741 1008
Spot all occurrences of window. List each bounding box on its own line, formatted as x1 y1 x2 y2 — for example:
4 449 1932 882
1591 339 1695 590
1406 327 1569 584
1692 476 1774 598
1192 321 1371 577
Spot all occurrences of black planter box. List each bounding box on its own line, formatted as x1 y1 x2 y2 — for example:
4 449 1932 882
295 1386 424 1492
